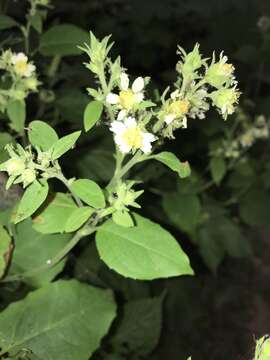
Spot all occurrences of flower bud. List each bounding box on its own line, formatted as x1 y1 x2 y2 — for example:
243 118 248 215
210 87 240 120
5 158 25 176
21 168 36 187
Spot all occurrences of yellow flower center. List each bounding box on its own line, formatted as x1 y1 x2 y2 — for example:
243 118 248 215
222 63 234 75
14 60 28 75
119 90 136 110
241 134 254 146
169 100 190 117
122 127 143 149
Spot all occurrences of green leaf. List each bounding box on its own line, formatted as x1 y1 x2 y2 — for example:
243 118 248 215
153 152 191 178
83 101 103 132
14 180 49 224
0 15 18 30
70 179 105 209
28 120 58 151
51 131 81 160
40 24 89 56
9 220 70 287
112 210 134 227
210 156 226 185
96 213 193 280
239 187 270 228
0 280 116 359
0 133 12 149
163 193 201 234
111 295 163 356
6 100 26 134
30 11 43 33
65 206 94 233
0 225 12 278
33 193 77 234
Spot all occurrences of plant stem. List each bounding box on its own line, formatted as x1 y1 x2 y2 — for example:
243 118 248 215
1 226 96 283
55 174 83 207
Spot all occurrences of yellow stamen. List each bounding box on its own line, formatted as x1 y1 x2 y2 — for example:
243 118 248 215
222 63 234 75
169 100 190 117
119 90 136 110
14 60 28 75
122 127 143 149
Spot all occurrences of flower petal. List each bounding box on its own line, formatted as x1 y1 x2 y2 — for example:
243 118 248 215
141 132 155 153
120 73 129 91
106 93 119 105
117 109 127 120
134 92 144 103
132 77 144 93
124 117 137 128
110 121 126 135
164 114 175 124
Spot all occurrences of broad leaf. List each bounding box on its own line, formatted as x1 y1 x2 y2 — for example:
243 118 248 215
210 156 226 185
33 193 77 234
153 152 191 178
163 193 201 234
9 220 70 287
7 100 26 134
28 120 58 151
51 131 81 160
40 24 89 56
0 280 116 359
111 295 163 356
112 210 134 227
84 101 103 132
0 15 18 30
70 179 105 209
14 180 49 224
96 214 193 280
0 225 12 278
65 206 94 233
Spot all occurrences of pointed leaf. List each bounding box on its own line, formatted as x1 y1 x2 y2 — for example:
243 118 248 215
7 100 26 134
0 225 12 278
51 131 81 160
65 206 94 233
83 101 103 132
153 152 191 178
96 214 193 280
28 120 59 151
13 180 49 224
0 280 116 359
70 179 105 209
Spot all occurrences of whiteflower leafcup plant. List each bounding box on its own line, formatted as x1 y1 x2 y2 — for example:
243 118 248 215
0 26 243 358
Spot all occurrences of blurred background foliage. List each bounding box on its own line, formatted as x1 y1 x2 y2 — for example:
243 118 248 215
2 0 270 359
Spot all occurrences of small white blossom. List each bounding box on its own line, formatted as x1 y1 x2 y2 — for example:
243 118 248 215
106 73 145 118
11 52 36 77
110 117 155 154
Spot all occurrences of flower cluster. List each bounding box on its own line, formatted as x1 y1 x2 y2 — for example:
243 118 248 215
213 114 269 159
0 143 59 189
82 34 241 154
0 50 39 112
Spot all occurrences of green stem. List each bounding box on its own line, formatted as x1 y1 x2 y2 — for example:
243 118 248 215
55 174 83 207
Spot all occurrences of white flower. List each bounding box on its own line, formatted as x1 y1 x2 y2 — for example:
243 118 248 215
106 73 145 117
11 52 36 77
110 117 155 154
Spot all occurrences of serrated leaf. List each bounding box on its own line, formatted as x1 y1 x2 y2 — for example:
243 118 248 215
96 213 193 280
28 120 58 151
51 131 81 160
65 206 94 233
210 156 226 185
33 193 77 234
40 24 89 56
153 152 191 178
9 219 70 287
0 225 12 278
0 15 18 30
0 280 116 359
7 100 26 134
14 180 49 224
70 179 105 209
83 101 103 132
